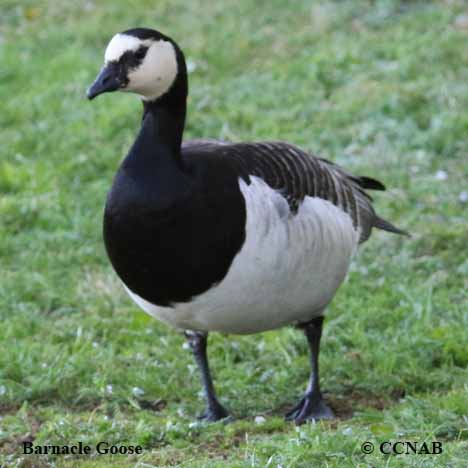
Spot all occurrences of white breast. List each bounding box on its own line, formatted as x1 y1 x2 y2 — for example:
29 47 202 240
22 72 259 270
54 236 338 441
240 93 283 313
125 177 361 334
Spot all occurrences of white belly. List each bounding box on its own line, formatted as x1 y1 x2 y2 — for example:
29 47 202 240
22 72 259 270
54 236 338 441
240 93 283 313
125 177 360 334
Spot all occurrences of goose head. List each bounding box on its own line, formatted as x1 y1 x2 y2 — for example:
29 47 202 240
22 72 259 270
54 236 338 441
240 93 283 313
87 28 185 102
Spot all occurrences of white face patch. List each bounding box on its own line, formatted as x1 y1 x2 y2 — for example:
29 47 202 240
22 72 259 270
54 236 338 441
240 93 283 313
127 40 178 101
103 33 178 101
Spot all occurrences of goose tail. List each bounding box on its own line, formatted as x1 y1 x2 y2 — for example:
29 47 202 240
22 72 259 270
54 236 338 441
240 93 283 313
373 215 410 237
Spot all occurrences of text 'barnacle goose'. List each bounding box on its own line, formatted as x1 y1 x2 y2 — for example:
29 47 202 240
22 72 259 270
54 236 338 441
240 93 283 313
87 28 409 424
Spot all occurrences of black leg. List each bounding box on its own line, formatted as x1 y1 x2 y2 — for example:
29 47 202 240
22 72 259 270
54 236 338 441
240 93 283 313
286 316 334 425
184 331 229 422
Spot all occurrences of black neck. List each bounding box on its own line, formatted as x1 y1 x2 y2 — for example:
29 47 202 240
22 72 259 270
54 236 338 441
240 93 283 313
143 41 188 160
123 47 189 185
141 73 187 163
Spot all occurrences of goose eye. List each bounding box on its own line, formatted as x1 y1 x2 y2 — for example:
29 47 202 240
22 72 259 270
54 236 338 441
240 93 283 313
134 47 147 60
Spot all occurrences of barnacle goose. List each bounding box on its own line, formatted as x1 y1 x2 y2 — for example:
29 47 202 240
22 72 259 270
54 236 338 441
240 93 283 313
87 28 408 424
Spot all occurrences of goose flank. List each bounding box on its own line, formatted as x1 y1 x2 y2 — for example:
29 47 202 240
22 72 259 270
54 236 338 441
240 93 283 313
87 28 408 424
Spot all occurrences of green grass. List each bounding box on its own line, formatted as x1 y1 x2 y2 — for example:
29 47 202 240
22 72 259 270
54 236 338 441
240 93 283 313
1 0 468 466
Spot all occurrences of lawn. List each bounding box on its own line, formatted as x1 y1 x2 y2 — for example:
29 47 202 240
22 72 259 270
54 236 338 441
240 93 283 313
1 0 467 466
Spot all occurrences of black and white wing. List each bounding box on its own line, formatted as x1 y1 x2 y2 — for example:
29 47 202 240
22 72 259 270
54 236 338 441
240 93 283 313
182 140 407 243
